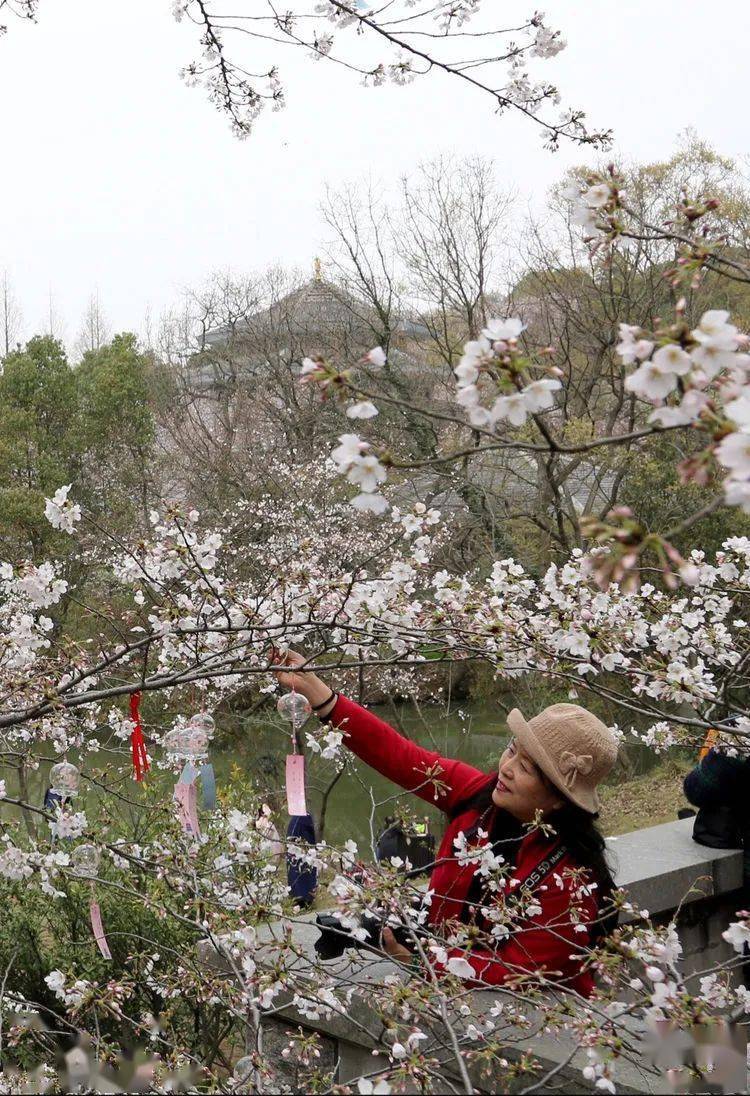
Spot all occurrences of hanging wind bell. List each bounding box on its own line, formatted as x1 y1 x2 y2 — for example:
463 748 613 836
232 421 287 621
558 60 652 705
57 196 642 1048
277 691 311 817
276 691 312 730
163 716 212 763
166 711 216 834
71 843 100 877
190 712 217 810
71 843 111 960
49 761 80 799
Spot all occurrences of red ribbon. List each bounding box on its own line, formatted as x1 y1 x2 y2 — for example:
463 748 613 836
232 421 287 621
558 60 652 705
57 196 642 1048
130 691 150 782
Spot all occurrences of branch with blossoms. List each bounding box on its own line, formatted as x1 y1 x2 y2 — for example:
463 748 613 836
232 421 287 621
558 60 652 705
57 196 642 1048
175 1 608 146
299 302 749 587
562 163 750 286
6 479 750 760
3 769 750 1095
1 2 609 148
0 0 37 35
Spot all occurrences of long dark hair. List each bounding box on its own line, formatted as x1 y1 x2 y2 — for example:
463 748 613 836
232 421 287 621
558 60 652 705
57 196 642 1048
451 773 618 942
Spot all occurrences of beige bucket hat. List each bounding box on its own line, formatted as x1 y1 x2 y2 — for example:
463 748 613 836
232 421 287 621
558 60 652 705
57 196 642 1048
506 703 619 814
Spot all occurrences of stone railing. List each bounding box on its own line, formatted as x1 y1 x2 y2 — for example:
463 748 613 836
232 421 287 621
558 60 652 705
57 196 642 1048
259 818 746 1094
608 816 743 979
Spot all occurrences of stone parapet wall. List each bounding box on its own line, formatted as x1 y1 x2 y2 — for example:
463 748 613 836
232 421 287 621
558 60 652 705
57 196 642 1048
609 816 743 981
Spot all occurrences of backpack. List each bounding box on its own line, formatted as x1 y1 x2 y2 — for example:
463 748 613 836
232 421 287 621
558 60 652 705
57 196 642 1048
692 804 743 850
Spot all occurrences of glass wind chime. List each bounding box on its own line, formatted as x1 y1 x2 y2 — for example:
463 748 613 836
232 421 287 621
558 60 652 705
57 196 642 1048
72 843 111 959
163 711 217 836
276 692 311 816
49 762 111 959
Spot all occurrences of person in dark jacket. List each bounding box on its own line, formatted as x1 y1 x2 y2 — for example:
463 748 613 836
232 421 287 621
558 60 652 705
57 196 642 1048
273 650 619 997
683 721 750 983
684 728 749 823
683 717 750 851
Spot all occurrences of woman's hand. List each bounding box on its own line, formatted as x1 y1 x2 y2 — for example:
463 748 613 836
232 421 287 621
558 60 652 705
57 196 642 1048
270 648 336 712
270 648 310 693
381 927 413 964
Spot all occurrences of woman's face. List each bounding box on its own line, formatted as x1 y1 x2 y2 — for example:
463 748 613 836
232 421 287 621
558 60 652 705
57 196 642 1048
491 738 564 822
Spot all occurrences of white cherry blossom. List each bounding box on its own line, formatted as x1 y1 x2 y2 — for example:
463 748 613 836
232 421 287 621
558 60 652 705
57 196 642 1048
724 478 750 512
725 393 750 428
690 342 737 377
331 433 368 470
445 956 476 979
570 204 600 234
716 432 750 477
648 389 708 426
346 401 379 419
616 325 654 365
490 393 528 427
482 317 525 342
347 454 387 493
723 920 750 953
530 27 566 57
692 310 738 350
455 383 481 409
521 377 562 412
624 360 679 400
651 344 692 375
44 485 82 534
366 346 387 367
351 491 389 514
581 182 611 208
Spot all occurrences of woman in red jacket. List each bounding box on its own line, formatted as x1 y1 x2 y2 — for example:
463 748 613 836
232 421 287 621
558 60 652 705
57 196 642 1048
275 652 619 998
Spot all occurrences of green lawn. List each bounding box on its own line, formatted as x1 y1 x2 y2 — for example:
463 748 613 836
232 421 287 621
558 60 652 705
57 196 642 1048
600 758 693 836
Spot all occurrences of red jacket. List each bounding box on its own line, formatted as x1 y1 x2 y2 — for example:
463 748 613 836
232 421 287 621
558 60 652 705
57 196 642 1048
330 695 599 997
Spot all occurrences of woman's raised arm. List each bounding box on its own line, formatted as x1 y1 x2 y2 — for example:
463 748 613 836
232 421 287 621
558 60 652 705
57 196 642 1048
272 649 488 814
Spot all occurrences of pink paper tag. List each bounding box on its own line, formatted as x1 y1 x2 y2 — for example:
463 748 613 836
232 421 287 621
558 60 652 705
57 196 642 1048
285 754 307 816
89 900 112 960
173 781 201 836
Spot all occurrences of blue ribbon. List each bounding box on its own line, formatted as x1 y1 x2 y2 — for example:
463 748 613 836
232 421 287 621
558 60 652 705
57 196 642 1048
178 762 199 785
200 763 216 810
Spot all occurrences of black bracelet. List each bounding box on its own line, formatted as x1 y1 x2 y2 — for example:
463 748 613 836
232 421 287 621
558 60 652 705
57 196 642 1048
318 694 339 723
311 691 336 712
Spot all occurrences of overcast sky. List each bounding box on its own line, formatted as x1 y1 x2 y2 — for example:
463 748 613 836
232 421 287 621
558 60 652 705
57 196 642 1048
1 0 748 348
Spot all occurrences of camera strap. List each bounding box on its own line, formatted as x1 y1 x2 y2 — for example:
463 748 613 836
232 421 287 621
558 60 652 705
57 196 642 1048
516 842 568 892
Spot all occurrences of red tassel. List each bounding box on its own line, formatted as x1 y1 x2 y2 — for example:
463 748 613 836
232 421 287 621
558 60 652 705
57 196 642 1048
130 691 150 782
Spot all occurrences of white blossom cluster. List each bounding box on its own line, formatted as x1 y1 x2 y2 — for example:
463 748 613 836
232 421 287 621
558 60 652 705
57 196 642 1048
330 433 389 513
454 317 562 428
616 310 750 510
43 484 81 534
3 475 748 765
44 970 92 1009
319 299 750 542
563 177 619 237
